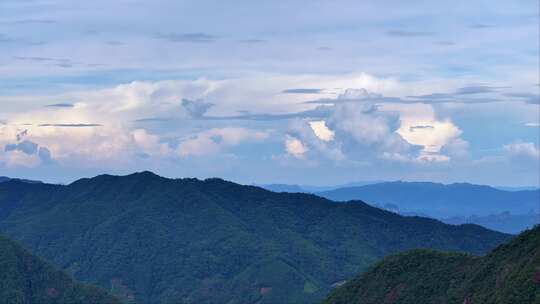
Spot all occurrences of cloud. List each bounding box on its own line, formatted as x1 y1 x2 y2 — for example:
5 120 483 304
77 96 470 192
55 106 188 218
454 85 508 95
45 103 74 108
309 121 334 142
470 24 492 29
409 125 434 132
155 33 216 43
0 19 56 25
386 30 434 37
178 128 268 157
5 140 38 155
38 147 53 164
181 98 214 118
238 39 265 44
504 93 540 104
504 141 540 162
284 135 308 158
305 88 402 105
282 88 324 94
39 124 102 127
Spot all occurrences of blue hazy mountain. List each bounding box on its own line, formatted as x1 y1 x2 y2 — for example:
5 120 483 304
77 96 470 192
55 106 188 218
316 181 539 234
258 181 384 193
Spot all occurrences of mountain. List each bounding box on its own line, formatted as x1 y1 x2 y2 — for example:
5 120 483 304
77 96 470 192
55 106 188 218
322 225 540 304
444 211 539 234
318 181 540 233
0 176 42 184
496 186 540 192
0 232 120 304
258 181 383 193
0 172 510 304
258 183 306 193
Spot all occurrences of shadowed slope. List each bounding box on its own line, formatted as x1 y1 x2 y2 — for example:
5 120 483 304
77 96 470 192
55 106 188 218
323 226 540 304
0 233 120 304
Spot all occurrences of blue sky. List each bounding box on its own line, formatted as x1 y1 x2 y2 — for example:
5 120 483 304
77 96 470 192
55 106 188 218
0 0 539 186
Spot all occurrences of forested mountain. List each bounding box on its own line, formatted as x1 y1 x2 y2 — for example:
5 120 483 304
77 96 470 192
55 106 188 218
0 172 510 304
0 233 120 304
323 225 540 304
318 181 539 233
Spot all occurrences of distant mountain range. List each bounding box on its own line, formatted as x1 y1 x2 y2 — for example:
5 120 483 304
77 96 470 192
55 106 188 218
316 181 539 234
0 172 509 304
258 181 383 193
323 225 540 304
0 232 120 303
259 181 540 234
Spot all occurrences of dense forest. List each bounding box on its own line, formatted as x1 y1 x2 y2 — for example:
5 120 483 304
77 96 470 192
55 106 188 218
0 233 120 304
0 172 510 303
323 226 540 304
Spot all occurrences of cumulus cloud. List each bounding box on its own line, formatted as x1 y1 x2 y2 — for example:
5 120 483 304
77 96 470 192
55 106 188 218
178 128 268 157
504 141 540 162
309 121 334 142
284 135 308 158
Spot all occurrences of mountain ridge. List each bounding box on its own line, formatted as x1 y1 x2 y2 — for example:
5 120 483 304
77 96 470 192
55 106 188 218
322 225 540 304
0 171 511 304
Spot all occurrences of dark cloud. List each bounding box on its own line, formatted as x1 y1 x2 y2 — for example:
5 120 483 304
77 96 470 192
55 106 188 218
317 46 332 51
45 103 74 108
16 130 28 141
156 33 216 43
504 93 540 104
38 147 53 164
38 123 102 127
410 125 435 132
0 34 16 43
14 56 101 68
435 41 455 46
455 85 509 95
104 40 124 46
304 96 402 105
238 39 265 44
201 105 332 121
282 88 324 94
0 19 56 25
407 85 510 103
5 140 38 155
386 30 434 37
181 98 215 118
1 36 46 46
14 56 74 68
470 24 491 29
134 117 173 123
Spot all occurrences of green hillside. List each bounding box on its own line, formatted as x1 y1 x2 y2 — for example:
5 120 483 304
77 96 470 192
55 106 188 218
0 233 120 304
0 172 510 303
323 226 540 304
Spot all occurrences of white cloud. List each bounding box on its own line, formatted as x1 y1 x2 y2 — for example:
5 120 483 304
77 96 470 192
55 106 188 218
284 135 308 158
382 103 466 161
309 120 334 141
178 128 268 157
504 141 540 162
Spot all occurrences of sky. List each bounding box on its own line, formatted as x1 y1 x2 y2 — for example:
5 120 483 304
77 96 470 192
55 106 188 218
0 0 539 186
